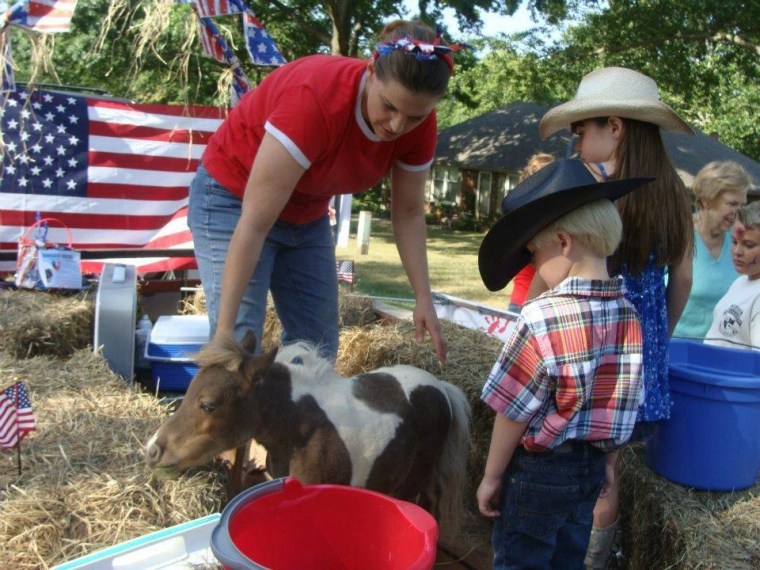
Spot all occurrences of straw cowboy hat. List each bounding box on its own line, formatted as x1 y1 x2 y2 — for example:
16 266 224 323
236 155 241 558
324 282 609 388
478 159 652 292
539 67 693 140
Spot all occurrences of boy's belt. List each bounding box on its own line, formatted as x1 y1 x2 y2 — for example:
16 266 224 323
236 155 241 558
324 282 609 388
523 440 598 455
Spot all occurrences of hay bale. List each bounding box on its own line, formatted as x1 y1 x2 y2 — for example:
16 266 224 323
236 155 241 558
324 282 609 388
620 444 760 569
262 293 377 351
178 287 206 315
0 289 93 359
0 349 225 568
179 289 376 353
338 294 377 328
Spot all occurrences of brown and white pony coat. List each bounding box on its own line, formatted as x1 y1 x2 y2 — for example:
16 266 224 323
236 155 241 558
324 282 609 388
145 332 471 534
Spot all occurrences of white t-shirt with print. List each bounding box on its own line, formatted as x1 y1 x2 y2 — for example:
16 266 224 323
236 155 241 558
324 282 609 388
705 275 760 350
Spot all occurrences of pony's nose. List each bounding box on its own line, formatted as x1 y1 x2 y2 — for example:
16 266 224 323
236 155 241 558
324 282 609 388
145 434 162 467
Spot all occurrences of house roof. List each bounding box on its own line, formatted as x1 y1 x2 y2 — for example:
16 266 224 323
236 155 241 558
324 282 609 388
435 102 760 190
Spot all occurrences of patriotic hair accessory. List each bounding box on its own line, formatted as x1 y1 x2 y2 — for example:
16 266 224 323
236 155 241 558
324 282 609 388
373 36 468 74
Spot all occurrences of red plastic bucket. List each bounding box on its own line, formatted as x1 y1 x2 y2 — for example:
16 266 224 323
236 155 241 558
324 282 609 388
211 477 439 570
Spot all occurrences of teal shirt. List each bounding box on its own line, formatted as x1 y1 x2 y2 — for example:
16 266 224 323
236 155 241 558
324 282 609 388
674 231 738 338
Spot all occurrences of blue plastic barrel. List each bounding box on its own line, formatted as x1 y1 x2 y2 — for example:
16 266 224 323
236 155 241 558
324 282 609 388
646 340 760 491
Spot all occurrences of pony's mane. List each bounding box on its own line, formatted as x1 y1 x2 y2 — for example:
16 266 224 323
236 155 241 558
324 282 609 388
275 342 337 382
193 336 339 378
193 333 250 372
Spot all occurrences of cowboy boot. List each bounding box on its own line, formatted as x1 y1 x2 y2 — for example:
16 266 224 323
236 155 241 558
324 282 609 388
584 518 619 570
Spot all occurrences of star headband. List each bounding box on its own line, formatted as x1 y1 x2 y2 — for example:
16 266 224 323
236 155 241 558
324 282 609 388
373 36 469 74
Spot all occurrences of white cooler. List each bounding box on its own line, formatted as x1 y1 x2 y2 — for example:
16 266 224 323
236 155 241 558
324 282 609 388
52 514 221 570
145 315 210 392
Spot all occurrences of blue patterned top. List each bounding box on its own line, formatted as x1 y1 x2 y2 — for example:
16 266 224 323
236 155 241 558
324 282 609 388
674 230 738 339
621 252 672 422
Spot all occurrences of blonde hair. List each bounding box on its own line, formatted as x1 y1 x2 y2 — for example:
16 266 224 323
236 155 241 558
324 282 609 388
520 153 555 182
529 199 623 258
737 201 760 232
693 160 754 209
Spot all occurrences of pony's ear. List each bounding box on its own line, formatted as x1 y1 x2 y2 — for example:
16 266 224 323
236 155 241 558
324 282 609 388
240 330 258 355
242 346 278 381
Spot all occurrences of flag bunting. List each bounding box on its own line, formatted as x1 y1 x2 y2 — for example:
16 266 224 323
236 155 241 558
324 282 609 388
1 0 78 33
176 0 286 101
0 1 79 92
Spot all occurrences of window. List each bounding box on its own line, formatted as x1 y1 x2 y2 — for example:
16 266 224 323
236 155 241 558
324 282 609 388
429 167 460 205
502 173 520 200
476 172 492 218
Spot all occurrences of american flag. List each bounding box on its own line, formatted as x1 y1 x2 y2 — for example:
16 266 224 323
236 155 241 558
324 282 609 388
243 12 286 66
178 0 245 19
0 382 36 449
0 87 226 275
196 17 227 62
1 0 78 33
336 259 355 285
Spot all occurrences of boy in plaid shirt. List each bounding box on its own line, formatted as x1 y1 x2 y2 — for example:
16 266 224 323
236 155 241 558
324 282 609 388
476 159 646 569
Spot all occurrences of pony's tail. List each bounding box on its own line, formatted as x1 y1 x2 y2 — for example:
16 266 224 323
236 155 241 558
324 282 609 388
428 381 471 541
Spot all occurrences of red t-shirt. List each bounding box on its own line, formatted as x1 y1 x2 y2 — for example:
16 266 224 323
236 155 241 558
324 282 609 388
202 54 437 224
510 264 536 307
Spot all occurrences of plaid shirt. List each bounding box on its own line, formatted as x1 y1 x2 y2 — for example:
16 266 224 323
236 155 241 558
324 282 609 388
481 276 644 452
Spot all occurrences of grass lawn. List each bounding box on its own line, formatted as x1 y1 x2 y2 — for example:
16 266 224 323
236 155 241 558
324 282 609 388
335 215 511 308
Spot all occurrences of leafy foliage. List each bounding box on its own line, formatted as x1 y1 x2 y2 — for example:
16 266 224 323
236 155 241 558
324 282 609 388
3 0 757 162
10 0 223 104
434 0 760 160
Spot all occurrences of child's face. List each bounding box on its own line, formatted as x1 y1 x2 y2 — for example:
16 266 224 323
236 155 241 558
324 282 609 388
527 237 571 289
573 119 617 166
731 222 760 280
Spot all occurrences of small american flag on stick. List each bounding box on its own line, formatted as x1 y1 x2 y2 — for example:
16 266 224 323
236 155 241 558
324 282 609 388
336 259 355 285
0 381 36 449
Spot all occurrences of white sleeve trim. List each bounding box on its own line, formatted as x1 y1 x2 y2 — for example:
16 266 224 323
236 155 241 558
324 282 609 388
395 157 434 172
265 121 312 169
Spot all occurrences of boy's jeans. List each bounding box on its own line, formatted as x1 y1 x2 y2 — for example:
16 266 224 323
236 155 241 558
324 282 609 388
188 165 339 359
492 442 607 570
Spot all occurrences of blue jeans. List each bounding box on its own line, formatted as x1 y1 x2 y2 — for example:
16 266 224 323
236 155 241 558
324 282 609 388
188 165 339 359
491 442 606 570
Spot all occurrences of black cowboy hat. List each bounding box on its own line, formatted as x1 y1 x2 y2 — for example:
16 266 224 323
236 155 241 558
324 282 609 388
478 159 653 292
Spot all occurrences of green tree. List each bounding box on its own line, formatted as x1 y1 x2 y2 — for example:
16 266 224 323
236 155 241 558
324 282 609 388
433 0 759 161
9 0 224 104
543 0 760 160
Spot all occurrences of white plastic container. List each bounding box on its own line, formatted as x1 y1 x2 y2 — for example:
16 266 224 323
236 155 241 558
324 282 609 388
52 513 220 570
135 314 153 371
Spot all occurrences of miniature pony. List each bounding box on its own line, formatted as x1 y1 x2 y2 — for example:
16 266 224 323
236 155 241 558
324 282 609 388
145 332 471 533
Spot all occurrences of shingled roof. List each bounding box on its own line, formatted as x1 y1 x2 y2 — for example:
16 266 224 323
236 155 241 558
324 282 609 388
435 102 760 190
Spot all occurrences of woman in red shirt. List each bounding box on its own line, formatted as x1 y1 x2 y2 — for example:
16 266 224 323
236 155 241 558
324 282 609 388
189 20 463 362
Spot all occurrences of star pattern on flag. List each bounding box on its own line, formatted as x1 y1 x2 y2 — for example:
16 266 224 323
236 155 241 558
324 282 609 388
243 13 286 66
0 89 88 197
